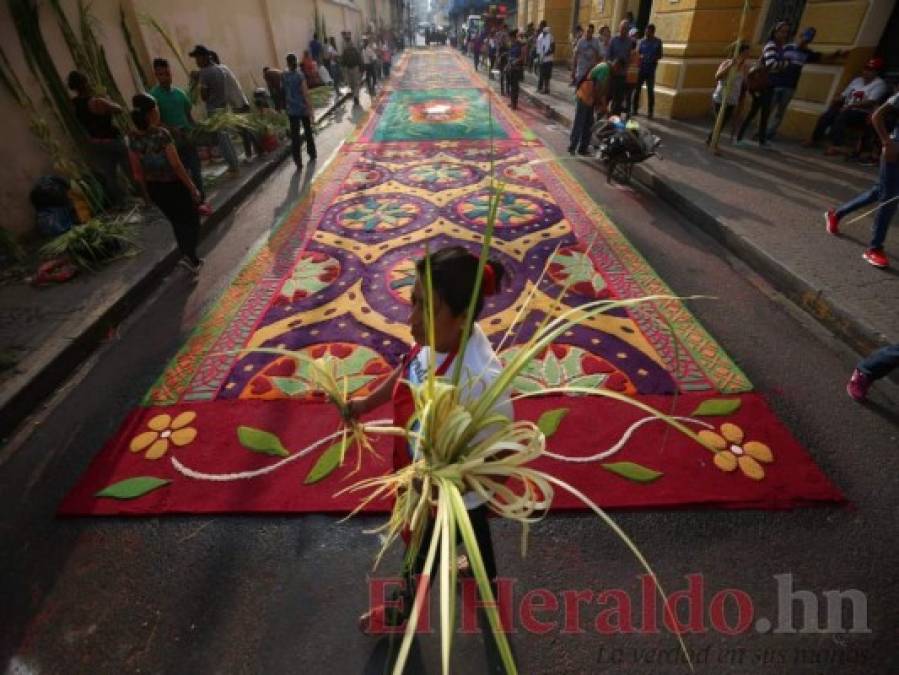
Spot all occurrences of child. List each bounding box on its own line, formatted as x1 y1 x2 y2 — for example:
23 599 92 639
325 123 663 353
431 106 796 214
348 246 514 632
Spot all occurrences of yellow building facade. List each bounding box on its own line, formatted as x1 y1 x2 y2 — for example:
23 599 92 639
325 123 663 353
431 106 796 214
518 0 896 139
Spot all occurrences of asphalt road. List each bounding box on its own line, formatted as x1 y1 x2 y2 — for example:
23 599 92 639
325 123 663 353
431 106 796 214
2 77 898 675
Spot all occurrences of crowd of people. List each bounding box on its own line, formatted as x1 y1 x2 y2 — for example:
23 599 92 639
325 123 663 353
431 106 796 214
64 30 400 279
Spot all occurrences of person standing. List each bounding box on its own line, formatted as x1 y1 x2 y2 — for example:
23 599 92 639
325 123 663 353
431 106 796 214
282 53 317 170
508 29 525 110
624 31 641 117
706 43 750 144
735 21 789 149
128 94 202 276
381 40 392 79
536 26 555 94
824 94 899 269
607 21 633 115
497 28 511 96
66 70 130 207
189 45 239 174
150 58 211 217
569 25 583 74
636 24 662 118
309 33 323 65
847 343 899 401
262 66 285 110
326 37 342 95
341 34 363 106
362 39 377 97
598 25 612 61
571 24 601 87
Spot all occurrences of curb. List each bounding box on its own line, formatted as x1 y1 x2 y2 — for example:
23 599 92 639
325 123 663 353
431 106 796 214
513 83 894 372
0 98 348 441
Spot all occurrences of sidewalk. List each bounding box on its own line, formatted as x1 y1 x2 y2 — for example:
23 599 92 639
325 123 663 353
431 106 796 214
475 61 899 361
0 92 350 440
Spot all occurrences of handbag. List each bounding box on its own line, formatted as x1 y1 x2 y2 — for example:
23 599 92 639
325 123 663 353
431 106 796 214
746 64 769 93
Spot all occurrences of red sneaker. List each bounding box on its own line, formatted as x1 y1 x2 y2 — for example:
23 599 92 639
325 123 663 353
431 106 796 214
862 248 889 268
846 368 872 402
824 209 840 235
198 203 213 217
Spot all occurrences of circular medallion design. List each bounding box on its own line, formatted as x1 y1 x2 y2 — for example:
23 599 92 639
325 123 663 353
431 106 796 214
454 192 546 228
501 162 541 185
335 195 424 232
398 161 482 190
344 165 390 192
408 98 468 123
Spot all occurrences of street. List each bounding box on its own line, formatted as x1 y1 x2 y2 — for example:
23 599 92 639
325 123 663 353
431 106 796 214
2 49 898 675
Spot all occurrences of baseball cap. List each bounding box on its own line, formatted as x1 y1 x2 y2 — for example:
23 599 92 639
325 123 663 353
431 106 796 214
188 44 211 57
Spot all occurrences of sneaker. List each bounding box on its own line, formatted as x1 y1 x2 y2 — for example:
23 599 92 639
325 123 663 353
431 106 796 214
198 203 212 217
846 368 872 402
862 248 889 268
824 209 840 236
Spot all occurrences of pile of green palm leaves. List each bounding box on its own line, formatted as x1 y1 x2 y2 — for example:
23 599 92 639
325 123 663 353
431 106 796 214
189 110 257 141
40 209 138 271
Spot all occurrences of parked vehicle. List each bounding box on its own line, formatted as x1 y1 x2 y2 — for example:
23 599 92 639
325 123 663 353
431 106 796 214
590 116 661 184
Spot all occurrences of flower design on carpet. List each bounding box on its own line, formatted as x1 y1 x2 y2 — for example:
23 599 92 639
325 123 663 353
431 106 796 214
500 344 636 395
386 257 417 304
548 247 611 299
455 192 545 228
699 423 774 480
336 196 422 232
278 252 340 304
408 98 468 123
240 343 393 400
398 162 482 190
129 412 198 460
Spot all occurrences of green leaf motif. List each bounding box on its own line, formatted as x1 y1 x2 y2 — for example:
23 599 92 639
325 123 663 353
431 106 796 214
537 408 569 438
95 476 170 500
690 398 742 417
601 462 663 483
238 426 290 457
304 437 348 484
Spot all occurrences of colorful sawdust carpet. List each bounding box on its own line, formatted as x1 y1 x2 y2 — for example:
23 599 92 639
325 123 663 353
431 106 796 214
61 50 844 516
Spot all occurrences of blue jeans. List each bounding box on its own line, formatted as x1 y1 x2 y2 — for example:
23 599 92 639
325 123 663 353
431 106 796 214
569 99 594 153
209 107 239 170
835 157 899 249
858 343 899 381
766 86 795 140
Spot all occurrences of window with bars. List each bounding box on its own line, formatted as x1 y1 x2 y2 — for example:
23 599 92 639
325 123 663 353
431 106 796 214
759 0 807 43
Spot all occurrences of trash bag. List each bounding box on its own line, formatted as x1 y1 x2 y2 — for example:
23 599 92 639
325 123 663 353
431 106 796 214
30 175 72 210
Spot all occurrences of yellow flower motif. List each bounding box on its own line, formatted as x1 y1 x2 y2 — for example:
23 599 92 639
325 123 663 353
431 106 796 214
129 411 198 460
698 422 774 481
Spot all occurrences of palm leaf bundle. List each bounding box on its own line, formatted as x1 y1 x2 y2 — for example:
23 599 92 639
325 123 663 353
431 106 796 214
190 110 257 141
39 209 138 271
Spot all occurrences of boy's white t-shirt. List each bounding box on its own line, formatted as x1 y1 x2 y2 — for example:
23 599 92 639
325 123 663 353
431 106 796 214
407 323 514 509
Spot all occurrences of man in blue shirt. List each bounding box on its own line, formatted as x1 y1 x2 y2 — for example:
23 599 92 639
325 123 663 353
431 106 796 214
507 29 525 110
309 34 323 65
608 20 632 114
282 53 317 169
636 24 662 118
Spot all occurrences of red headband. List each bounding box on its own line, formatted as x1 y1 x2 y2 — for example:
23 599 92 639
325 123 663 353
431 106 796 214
482 263 496 296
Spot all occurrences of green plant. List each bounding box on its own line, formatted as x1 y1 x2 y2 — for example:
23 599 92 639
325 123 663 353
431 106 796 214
39 210 138 271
